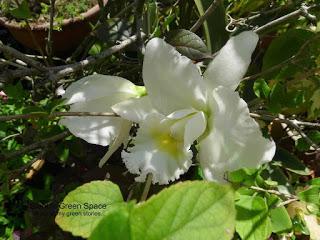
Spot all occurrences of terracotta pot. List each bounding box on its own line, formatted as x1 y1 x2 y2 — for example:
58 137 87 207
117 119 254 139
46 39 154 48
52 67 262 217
0 0 108 56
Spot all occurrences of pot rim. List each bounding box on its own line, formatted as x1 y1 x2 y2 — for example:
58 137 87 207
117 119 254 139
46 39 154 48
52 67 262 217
0 0 108 30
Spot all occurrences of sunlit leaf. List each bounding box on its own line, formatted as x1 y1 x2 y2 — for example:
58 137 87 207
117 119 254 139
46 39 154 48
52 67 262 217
55 181 124 238
236 195 272 240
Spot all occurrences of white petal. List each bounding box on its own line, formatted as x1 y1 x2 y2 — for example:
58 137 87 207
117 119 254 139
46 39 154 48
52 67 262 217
122 113 192 184
204 31 259 91
184 111 207 147
198 87 276 182
143 38 207 114
111 96 157 123
166 109 196 119
99 121 132 167
60 95 126 146
60 116 126 146
62 74 138 105
169 110 207 147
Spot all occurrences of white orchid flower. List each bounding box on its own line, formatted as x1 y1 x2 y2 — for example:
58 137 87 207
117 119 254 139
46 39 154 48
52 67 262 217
113 31 276 183
59 74 146 167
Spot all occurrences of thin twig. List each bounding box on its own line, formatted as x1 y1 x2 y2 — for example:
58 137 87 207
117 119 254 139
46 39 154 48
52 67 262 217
3 131 70 160
250 112 320 152
0 68 38 84
254 4 318 34
134 0 146 52
0 58 29 70
0 41 47 72
190 0 221 33
246 4 294 22
68 2 136 61
291 120 320 128
250 186 297 200
0 111 119 121
47 0 56 63
52 34 144 81
0 34 143 84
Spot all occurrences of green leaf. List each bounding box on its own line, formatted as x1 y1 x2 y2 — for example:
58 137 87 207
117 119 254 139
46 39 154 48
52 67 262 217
269 81 286 113
56 145 69 162
166 29 211 60
298 186 320 206
310 178 320 186
89 43 102 56
269 206 292 233
272 147 311 176
253 79 270 99
236 195 272 240
55 181 124 238
90 203 132 240
296 130 320 152
131 181 235 240
193 0 228 52
262 29 314 73
9 0 32 20
4 82 26 100
228 168 258 185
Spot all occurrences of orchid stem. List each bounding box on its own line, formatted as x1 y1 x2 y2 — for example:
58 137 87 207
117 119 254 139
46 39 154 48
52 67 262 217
140 173 153 202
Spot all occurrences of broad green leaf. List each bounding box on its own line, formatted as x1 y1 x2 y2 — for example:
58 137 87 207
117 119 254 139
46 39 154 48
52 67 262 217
193 0 228 52
236 195 272 240
272 147 311 175
262 29 314 72
90 203 132 240
269 206 292 233
131 181 235 240
298 186 320 206
166 29 211 60
9 0 32 20
55 181 124 238
228 168 258 185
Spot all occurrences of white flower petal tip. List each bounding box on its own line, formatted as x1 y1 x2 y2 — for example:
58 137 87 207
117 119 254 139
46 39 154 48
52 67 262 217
121 113 193 185
98 121 132 168
143 38 207 115
60 74 139 147
204 31 259 91
62 74 139 105
198 87 276 183
59 117 129 147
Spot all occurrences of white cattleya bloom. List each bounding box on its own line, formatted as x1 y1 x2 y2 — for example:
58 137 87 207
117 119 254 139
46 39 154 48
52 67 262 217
59 74 146 167
113 31 276 183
